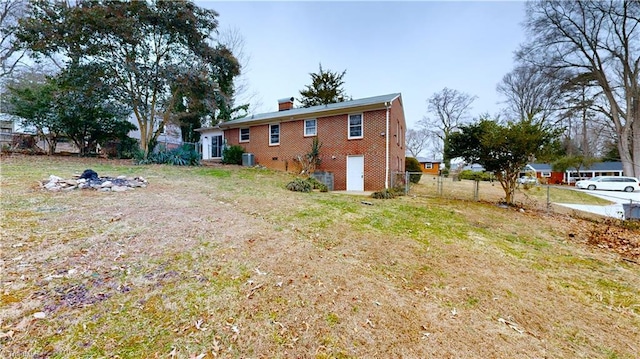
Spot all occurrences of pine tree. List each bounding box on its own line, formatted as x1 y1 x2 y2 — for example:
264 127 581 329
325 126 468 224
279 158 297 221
298 64 349 108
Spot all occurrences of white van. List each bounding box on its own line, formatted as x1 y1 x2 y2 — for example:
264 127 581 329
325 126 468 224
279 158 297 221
575 176 640 192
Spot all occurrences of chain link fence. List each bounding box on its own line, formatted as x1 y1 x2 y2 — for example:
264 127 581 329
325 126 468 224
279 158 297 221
392 171 640 221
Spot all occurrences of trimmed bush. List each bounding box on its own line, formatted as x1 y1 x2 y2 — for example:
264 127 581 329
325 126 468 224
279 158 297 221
222 145 245 165
405 157 423 184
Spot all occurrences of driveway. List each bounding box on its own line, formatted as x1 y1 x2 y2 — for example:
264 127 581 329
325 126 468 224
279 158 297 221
555 189 640 219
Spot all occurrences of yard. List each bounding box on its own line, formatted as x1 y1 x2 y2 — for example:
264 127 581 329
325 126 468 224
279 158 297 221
1 155 640 358
409 175 612 210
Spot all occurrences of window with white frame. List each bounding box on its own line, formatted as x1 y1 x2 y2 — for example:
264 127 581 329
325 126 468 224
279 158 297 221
304 119 317 136
269 123 280 145
348 114 363 139
542 172 551 177
239 128 250 142
424 163 433 170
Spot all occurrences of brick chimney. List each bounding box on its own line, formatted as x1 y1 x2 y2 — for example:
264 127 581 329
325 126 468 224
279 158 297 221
278 97 294 111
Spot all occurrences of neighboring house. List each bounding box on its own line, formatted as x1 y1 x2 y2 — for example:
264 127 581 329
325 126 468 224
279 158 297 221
565 162 625 183
566 162 624 183
524 163 561 184
527 162 625 184
127 118 183 151
0 114 75 153
209 93 406 191
416 161 626 184
415 157 442 175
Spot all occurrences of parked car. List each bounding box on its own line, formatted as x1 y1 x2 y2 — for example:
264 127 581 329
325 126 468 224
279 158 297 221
517 176 538 185
575 176 640 192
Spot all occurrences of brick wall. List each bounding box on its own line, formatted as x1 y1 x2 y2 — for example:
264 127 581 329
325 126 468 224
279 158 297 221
225 97 406 191
387 97 406 183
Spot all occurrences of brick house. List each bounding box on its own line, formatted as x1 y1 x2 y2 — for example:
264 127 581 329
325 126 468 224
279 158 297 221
200 93 406 191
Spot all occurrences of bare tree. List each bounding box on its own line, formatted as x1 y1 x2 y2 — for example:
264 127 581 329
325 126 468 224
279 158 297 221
0 0 27 79
496 62 612 160
496 64 565 124
420 87 476 168
216 26 263 118
405 127 430 158
520 0 640 177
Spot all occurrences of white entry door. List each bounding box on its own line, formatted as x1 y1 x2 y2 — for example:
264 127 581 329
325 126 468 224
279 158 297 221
346 155 364 191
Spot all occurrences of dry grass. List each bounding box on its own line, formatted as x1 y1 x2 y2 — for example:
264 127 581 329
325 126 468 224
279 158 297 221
412 176 612 208
1 155 640 358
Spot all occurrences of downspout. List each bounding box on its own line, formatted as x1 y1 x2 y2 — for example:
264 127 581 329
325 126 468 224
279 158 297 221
385 101 391 189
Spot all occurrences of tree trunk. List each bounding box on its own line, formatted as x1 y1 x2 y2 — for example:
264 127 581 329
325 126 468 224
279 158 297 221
45 135 56 155
581 91 589 156
496 173 517 205
617 128 634 177
631 113 640 177
133 107 150 159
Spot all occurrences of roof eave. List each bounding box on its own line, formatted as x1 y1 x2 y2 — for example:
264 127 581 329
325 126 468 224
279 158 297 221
194 125 221 132
219 99 398 129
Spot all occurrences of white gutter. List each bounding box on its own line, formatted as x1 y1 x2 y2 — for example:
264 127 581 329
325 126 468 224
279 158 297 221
385 101 391 189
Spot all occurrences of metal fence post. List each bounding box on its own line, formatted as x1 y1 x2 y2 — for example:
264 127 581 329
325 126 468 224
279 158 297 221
405 171 409 195
473 180 479 201
546 185 551 213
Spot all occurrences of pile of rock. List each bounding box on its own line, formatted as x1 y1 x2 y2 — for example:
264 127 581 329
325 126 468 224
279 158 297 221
41 169 148 192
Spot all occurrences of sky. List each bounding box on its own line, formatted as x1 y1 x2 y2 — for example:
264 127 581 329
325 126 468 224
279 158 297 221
197 1 528 130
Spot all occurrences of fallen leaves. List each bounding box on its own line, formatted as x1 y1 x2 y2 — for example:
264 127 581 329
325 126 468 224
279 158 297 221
586 223 640 260
564 218 640 261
